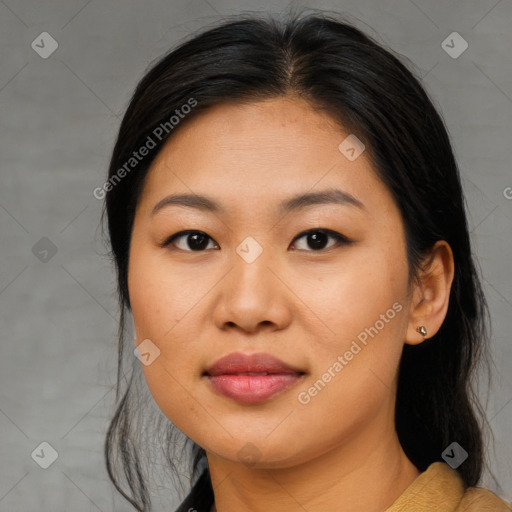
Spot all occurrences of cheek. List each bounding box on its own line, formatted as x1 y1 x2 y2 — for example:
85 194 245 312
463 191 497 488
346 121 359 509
139 359 211 450
128 250 204 432
292 244 409 403
128 244 205 341
128 242 213 400
291 244 408 344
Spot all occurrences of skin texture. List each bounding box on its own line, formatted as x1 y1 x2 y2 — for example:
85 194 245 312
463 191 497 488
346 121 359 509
128 96 455 512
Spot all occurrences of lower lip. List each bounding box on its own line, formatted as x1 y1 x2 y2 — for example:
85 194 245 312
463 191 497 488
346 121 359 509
206 374 304 404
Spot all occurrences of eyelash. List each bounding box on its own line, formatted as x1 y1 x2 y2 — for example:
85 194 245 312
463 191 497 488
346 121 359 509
160 228 353 252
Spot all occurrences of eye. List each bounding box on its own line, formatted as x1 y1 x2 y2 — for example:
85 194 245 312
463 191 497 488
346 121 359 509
161 230 219 251
290 229 352 251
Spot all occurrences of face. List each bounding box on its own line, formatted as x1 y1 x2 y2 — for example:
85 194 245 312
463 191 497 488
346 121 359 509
128 96 414 468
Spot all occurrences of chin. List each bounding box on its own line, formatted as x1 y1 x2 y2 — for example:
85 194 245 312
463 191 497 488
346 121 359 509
201 435 317 470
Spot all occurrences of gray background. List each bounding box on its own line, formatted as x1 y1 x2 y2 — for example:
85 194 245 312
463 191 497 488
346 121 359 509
1 0 511 510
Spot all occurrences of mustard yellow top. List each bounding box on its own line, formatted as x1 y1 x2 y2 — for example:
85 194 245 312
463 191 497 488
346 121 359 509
385 462 511 511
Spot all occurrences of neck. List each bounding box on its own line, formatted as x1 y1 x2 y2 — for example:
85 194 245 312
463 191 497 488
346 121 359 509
207 418 420 512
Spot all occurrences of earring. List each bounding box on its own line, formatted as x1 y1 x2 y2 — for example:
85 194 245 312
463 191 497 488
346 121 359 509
416 326 427 337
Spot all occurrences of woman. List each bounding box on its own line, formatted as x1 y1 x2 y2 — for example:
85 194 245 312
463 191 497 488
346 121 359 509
102 11 511 512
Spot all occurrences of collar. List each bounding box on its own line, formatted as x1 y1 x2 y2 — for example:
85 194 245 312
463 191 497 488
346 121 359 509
385 462 464 511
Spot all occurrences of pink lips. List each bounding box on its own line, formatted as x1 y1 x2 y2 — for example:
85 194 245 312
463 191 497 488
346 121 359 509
204 352 306 404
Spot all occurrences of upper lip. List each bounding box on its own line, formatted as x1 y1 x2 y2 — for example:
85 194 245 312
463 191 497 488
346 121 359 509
204 352 305 376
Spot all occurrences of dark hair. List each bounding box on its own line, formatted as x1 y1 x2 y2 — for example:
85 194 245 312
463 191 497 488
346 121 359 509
102 10 494 511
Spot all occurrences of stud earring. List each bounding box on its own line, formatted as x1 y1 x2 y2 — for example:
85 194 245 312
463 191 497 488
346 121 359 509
416 325 427 337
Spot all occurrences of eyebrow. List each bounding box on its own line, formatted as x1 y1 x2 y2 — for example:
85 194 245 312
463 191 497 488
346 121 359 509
151 188 366 217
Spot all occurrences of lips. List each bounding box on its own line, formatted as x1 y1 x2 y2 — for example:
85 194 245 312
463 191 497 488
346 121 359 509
203 352 306 404
204 352 304 376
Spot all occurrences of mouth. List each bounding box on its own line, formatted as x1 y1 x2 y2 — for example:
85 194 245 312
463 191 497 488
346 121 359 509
203 352 307 404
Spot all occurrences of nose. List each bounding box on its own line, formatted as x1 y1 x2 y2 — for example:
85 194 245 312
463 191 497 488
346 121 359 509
211 246 292 334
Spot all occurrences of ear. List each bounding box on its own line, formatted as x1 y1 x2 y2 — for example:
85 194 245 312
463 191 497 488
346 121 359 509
405 240 455 345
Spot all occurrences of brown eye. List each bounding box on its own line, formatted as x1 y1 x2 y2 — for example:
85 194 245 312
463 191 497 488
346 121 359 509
290 229 352 251
161 230 219 251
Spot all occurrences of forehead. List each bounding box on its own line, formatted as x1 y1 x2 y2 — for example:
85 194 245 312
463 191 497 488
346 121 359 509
138 97 393 218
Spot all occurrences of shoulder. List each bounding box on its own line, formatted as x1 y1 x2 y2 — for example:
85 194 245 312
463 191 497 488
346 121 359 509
456 486 511 512
385 462 511 512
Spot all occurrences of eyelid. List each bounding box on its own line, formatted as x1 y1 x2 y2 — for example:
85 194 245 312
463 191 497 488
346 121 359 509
290 228 353 251
160 230 219 250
